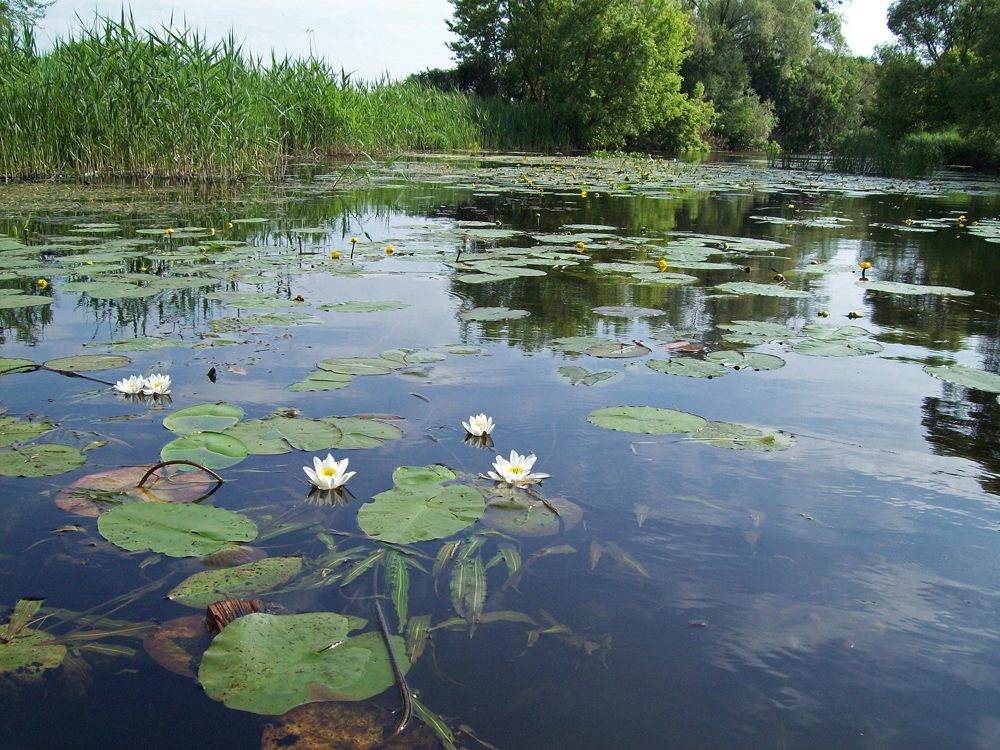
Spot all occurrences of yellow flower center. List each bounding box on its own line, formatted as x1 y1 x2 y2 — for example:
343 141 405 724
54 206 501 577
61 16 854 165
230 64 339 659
509 466 523 475
320 467 337 477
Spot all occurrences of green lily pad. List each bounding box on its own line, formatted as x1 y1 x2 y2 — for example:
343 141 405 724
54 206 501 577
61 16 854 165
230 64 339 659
105 338 188 352
286 371 355 392
316 357 404 376
705 352 786 371
480 494 582 537
454 272 521 284
592 306 664 318
163 403 244 436
0 358 36 376
859 280 974 297
458 307 531 322
687 422 795 451
792 339 883 357
379 349 446 365
199 613 405 715
318 301 410 313
358 483 485 544
0 444 86 477
160 432 249 470
549 336 616 353
0 295 53 309
585 343 651 359
717 320 798 346
223 421 292 455
587 406 707 434
98 502 257 557
0 417 53 448
268 417 344 451
391 464 457 486
800 324 868 341
557 366 621 386
43 354 131 373
924 364 1000 393
167 557 303 609
323 418 404 449
0 631 66 675
647 358 730 378
714 282 811 298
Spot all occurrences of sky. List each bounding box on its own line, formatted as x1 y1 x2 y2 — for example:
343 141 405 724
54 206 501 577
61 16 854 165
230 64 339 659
39 0 897 81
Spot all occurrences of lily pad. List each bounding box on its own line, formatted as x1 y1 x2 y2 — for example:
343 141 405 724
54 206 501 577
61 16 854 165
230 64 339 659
43 354 131 373
358 483 485 544
0 295 53 309
0 444 86 477
160 432 249 470
163 403 244 436
318 301 410 313
0 358 35 376
714 282 811 298
859 280 974 297
924 364 1000 394
199 613 406 714
687 422 795 451
800 324 868 341
557 366 621 386
706 352 785 371
0 631 66 675
268 417 344 451
480 494 582 537
647 358 729 378
98 502 257 557
324 418 405 450
587 406 707 434
379 349 446 365
717 320 797 346
222 421 293 455
143 615 211 679
260 701 441 750
585 343 651 359
55 464 218 517
592 306 664 318
792 339 883 357
0 417 53 448
316 357 404 376
167 557 303 609
549 336 615 354
458 307 531 322
286 371 355 392
105 338 188 352
391 465 457 486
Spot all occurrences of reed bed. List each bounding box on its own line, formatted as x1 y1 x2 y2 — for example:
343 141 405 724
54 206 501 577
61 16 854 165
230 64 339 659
0 17 569 180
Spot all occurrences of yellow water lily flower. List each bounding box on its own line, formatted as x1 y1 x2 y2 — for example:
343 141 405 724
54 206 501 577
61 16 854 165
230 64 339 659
331 251 340 259
303 454 355 491
226 222 233 229
165 228 174 234
386 245 395 255
657 260 668 272
36 279 48 289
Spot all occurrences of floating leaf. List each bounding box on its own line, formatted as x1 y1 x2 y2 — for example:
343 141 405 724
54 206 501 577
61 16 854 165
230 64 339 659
163 403 244 435
167 557 303 609
924 364 1000 393
0 631 66 675
392 465 457 486
0 444 86 477
160 432 249 470
105 338 188 352
480 495 582 537
318 301 409 313
458 307 530 322
859 280 974 297
43 354 130 373
687 422 795 451
142 614 211 679
705 352 785 371
268 417 344 451
557 366 621 386
585 343 651 358
384 549 410 631
587 406 707 434
0 295 53 309
222 421 293 455
714 282 811 298
0 417 52 448
792 339 883 357
260 701 441 750
98 503 257 557
647 358 729 378
800 324 868 341
324 417 404 450
380 348 446 364
198 612 406 714
316 357 404 376
550 336 615 353
358 484 485 544
0 358 35 376
717 320 797 345
286 371 355 392
54 464 217 517
592 306 663 318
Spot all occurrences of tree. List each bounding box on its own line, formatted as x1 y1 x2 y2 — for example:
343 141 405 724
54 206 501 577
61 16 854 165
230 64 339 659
447 0 711 148
0 0 53 31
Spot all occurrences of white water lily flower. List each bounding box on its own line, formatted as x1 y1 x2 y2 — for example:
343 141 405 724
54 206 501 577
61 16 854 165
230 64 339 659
303 453 355 491
462 413 495 436
488 450 550 486
142 373 171 396
114 375 146 395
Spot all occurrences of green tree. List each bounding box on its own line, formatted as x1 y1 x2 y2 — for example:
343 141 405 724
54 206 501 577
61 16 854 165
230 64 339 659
0 0 52 31
447 0 711 148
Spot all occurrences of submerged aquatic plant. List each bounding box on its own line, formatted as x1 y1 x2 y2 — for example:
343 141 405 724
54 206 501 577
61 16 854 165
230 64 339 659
303 454 355 491
462 414 495 437
488 451 549 487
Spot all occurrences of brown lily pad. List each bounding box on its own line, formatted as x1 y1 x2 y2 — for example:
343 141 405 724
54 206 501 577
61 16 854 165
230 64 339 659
261 701 440 750
55 465 218 517
143 615 211 679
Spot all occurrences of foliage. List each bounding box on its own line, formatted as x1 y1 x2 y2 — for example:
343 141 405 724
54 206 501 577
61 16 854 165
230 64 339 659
0 0 51 32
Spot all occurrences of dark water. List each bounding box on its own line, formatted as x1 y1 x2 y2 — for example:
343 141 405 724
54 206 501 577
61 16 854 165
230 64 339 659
2 156 1000 750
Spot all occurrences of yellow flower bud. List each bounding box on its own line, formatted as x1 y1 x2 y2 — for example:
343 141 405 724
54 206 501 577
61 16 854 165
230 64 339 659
36 279 48 289
386 246 395 255
330 251 340 259
165 228 174 234
657 260 668 272
860 262 871 269
226 222 233 229
350 237 357 243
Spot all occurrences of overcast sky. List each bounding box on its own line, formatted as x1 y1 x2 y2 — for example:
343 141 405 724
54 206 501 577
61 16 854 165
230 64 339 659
39 0 896 82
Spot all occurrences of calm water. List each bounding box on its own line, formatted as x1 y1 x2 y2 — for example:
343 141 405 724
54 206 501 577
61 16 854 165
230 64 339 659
2 155 1000 750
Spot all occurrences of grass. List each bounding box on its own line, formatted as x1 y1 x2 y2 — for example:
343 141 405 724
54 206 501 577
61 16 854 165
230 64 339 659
0 16 570 180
